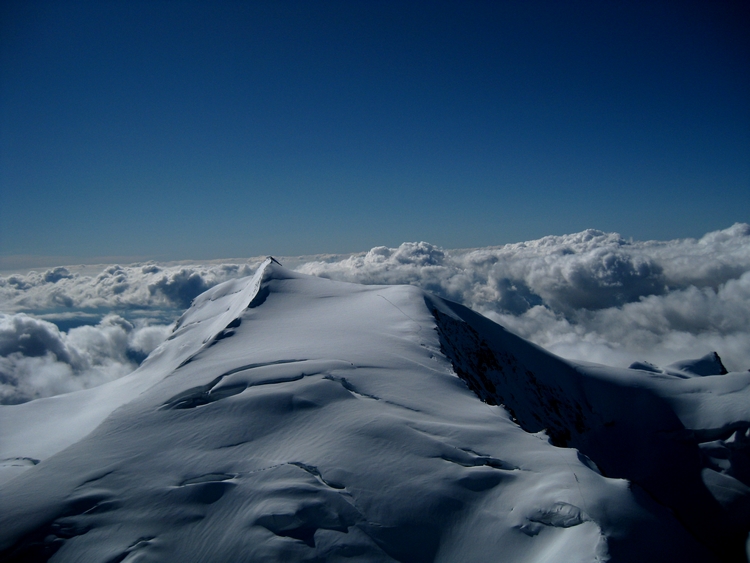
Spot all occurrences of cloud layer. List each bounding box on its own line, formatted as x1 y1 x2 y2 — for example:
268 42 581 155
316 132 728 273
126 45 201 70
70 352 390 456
1 223 749 403
0 313 171 404
297 223 750 370
0 262 261 313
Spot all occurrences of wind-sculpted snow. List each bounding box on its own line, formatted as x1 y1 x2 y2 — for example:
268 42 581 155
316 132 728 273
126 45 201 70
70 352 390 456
429 298 750 561
1 223 749 403
4 261 743 562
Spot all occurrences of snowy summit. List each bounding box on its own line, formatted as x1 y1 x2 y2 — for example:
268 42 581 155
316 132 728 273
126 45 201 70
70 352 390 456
1 259 749 562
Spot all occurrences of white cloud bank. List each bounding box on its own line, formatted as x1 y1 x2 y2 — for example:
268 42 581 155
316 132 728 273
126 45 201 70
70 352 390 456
0 262 260 312
0 313 172 404
1 223 749 403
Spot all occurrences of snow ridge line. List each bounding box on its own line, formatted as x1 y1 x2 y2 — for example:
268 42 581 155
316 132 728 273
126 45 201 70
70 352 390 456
174 258 276 370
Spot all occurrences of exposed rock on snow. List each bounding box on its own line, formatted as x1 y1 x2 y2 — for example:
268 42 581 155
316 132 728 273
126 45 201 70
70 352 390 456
1 260 748 562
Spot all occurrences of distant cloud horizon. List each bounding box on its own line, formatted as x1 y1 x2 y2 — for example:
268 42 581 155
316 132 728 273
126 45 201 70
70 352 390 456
1 224 749 404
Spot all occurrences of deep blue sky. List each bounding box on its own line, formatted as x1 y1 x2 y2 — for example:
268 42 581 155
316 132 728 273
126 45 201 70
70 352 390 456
1 1 748 263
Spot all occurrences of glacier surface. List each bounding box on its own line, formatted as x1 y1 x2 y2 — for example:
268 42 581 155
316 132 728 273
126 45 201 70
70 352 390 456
1 259 748 562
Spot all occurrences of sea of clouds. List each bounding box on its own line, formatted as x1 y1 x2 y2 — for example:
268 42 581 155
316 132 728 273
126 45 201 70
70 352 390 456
1 223 749 404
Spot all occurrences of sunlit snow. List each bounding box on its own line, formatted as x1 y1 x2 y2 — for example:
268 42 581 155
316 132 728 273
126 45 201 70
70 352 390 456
1 259 748 562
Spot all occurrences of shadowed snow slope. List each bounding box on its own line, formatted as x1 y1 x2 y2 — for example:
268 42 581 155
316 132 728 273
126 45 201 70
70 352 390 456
1 260 748 562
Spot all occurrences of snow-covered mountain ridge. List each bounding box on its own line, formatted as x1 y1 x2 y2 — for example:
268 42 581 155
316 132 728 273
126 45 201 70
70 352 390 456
1 259 748 562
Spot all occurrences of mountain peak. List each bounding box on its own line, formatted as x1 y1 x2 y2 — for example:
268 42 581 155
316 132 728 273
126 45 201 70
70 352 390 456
667 351 729 377
1 267 747 562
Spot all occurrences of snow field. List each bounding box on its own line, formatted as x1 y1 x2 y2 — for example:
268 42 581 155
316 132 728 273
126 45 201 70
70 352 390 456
1 261 746 562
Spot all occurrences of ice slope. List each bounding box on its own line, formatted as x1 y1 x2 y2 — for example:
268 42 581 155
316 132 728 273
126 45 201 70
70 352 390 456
0 259 747 562
431 299 750 561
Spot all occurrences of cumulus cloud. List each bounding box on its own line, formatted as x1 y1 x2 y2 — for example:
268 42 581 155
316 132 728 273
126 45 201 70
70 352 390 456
0 260 266 404
0 262 262 313
297 223 750 371
148 269 211 308
1 223 749 403
0 313 172 404
42 267 73 284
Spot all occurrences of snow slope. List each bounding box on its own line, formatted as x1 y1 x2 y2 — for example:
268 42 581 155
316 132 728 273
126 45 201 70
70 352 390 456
1 259 748 562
